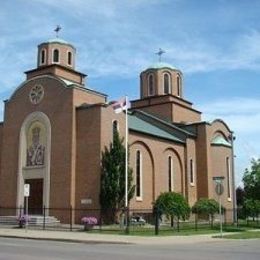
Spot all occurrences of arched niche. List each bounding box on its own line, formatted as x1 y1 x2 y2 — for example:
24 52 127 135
17 111 51 215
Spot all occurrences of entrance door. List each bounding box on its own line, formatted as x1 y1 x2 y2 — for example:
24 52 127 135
24 179 43 215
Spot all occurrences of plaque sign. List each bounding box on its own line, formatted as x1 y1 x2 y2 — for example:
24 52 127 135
24 184 30 197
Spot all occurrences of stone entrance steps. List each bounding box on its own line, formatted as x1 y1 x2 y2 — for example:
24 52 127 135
0 215 60 226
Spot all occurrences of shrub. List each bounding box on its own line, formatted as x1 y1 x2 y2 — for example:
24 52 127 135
154 192 190 221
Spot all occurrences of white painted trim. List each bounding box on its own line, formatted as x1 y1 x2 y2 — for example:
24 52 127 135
112 119 119 131
168 155 174 191
40 48 47 66
190 158 195 186
136 150 143 201
67 50 73 67
17 111 51 215
147 73 154 96
163 72 172 94
227 156 232 201
177 74 181 97
52 48 60 64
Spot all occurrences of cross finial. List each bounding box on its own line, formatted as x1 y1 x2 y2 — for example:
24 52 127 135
155 48 166 62
54 25 62 38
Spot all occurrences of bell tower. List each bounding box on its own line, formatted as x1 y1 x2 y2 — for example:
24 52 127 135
37 39 76 69
131 62 201 124
140 62 183 99
25 35 86 85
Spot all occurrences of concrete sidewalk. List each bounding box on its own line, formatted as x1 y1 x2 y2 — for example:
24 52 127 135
0 228 227 245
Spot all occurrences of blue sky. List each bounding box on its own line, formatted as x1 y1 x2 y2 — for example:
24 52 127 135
0 0 260 186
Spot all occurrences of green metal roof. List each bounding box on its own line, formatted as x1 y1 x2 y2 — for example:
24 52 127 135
146 62 178 71
211 136 231 147
39 38 75 49
47 38 70 44
128 113 184 143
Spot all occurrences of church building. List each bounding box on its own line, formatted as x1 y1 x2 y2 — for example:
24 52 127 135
0 38 235 223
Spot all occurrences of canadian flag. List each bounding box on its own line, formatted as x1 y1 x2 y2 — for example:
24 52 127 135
111 97 128 113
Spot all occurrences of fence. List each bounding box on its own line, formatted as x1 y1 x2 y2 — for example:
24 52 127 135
0 206 259 234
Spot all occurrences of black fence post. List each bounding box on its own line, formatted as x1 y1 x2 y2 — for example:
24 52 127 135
170 215 174 228
195 214 198 231
125 207 130 235
155 207 159 235
177 217 180 232
99 209 102 232
43 205 46 230
19 205 22 218
70 205 73 231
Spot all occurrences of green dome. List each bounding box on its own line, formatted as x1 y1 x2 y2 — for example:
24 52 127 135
39 38 75 49
47 38 70 44
146 62 178 70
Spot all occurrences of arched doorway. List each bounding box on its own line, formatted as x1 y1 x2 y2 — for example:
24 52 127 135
17 112 51 215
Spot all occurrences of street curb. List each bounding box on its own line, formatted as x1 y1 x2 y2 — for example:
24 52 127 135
0 235 132 245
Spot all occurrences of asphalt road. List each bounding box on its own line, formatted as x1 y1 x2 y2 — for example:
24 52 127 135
0 237 259 260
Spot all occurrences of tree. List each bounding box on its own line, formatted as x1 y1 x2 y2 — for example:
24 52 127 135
243 158 260 200
154 192 190 231
100 131 135 223
236 186 245 207
243 199 260 220
192 198 221 228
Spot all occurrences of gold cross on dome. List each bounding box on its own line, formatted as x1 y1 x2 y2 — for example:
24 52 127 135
54 25 62 38
155 48 166 62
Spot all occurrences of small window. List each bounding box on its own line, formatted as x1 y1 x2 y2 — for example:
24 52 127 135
68 51 72 65
168 156 173 191
226 157 231 200
190 159 195 185
40 49 46 64
53 49 59 63
164 73 171 94
136 150 142 199
177 75 181 96
148 74 154 96
112 120 118 142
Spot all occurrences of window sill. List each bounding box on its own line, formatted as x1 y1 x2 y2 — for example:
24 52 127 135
136 197 143 202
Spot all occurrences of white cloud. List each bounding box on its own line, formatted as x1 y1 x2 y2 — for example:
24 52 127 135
199 97 260 134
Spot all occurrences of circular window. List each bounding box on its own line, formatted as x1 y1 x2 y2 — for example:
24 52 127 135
29 84 44 105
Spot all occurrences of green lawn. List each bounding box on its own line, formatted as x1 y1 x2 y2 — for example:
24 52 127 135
86 224 246 236
221 231 260 239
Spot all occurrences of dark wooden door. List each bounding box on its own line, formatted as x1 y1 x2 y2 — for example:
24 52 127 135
25 179 43 215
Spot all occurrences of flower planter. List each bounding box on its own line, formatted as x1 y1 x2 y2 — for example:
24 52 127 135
81 216 98 231
84 224 94 231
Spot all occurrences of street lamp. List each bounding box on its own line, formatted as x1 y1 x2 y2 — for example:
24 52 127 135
228 132 237 223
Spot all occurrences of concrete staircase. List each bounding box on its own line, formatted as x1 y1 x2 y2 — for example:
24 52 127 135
0 215 60 226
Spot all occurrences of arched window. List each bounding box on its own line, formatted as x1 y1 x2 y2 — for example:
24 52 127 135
190 159 195 185
53 49 59 63
148 74 154 96
164 73 171 94
226 157 231 200
177 75 181 96
136 150 142 199
40 49 46 65
68 51 72 65
112 120 118 143
168 156 173 191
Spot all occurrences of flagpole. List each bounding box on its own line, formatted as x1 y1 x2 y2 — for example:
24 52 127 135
125 95 128 210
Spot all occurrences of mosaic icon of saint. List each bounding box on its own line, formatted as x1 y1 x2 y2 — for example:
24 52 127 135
26 127 45 166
